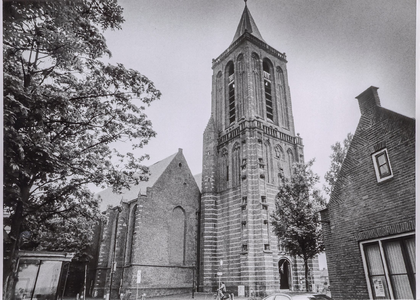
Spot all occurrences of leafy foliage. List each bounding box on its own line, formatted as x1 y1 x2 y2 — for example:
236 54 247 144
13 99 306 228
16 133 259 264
19 189 102 260
28 215 99 260
324 132 353 195
271 160 326 291
3 0 161 264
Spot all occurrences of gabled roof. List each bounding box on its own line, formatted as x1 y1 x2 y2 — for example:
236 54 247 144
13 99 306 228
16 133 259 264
325 87 415 209
96 152 178 211
231 4 265 44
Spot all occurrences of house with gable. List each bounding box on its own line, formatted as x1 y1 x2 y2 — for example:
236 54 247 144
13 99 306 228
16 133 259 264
320 87 415 300
91 149 201 298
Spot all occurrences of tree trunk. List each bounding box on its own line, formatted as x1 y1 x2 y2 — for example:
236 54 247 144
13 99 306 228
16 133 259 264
304 257 309 292
3 185 29 300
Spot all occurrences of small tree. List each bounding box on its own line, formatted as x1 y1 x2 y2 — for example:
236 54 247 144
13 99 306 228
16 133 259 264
271 160 326 292
324 133 353 195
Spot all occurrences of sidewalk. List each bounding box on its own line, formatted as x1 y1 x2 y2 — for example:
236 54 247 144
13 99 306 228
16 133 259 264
146 291 331 300
73 291 331 300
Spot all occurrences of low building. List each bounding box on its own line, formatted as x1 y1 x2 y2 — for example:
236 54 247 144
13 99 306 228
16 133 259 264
12 251 75 300
321 86 415 299
91 149 201 298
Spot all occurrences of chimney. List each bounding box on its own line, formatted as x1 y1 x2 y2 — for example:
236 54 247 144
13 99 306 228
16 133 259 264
355 86 381 116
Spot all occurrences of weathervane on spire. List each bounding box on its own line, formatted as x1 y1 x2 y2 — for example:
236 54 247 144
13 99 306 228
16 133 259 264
244 0 247 6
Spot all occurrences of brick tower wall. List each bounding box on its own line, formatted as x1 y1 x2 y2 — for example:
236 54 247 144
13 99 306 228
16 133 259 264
201 23 309 296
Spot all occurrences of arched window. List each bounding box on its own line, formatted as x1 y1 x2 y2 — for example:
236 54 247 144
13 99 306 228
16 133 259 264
216 71 223 130
237 54 245 119
277 66 289 129
125 204 137 264
169 206 186 264
286 149 294 179
226 62 236 125
274 145 284 185
263 59 275 123
252 53 262 117
232 143 241 187
264 141 274 184
220 148 229 190
107 211 119 268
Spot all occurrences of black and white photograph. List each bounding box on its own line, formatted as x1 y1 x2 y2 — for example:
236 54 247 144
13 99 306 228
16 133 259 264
3 1 416 300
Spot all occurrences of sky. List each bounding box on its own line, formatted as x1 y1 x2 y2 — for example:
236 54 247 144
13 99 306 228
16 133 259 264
97 0 416 192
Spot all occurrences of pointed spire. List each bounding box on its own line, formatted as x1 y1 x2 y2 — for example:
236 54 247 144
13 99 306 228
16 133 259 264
231 2 265 44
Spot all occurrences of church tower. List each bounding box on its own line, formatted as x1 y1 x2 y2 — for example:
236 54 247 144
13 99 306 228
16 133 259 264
199 3 319 295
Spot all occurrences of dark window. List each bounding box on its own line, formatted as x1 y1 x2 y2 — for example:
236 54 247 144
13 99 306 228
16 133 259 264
226 165 229 181
265 80 273 121
228 63 235 124
263 61 274 122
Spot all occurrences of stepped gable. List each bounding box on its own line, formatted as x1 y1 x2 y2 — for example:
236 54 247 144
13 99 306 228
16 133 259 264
96 152 178 211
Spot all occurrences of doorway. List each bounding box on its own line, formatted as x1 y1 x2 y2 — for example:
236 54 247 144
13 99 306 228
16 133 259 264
278 259 290 290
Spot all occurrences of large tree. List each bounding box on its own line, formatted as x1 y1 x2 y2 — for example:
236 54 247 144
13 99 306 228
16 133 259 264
3 0 161 295
324 132 353 195
270 160 326 292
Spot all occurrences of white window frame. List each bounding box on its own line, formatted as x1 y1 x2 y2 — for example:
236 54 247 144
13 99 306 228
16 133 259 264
371 148 393 183
359 232 415 300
